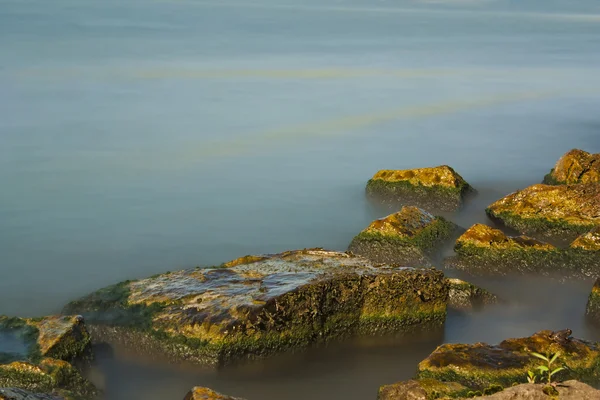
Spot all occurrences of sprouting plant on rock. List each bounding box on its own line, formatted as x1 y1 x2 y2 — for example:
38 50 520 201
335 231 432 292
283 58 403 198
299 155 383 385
528 351 565 385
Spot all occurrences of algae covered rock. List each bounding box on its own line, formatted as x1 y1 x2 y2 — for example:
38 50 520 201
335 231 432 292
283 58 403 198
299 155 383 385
377 378 468 400
183 387 245 400
477 380 600 399
347 206 458 266
486 183 600 240
0 388 65 400
366 165 473 212
586 278 600 325
543 149 600 185
447 223 600 278
417 330 600 394
64 249 448 367
571 226 600 251
446 278 498 311
0 316 95 398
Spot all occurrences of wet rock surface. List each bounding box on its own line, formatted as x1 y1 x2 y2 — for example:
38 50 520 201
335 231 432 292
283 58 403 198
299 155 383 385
183 387 245 400
0 388 65 400
486 183 600 241
377 378 467 400
365 165 474 212
477 380 600 399
446 223 600 278
586 278 600 325
0 316 96 398
446 278 498 311
543 149 600 185
63 249 448 367
416 330 600 396
347 206 458 266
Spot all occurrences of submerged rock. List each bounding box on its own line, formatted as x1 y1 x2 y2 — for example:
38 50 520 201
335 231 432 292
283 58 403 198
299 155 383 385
183 387 245 400
543 149 600 185
365 165 473 212
0 316 96 397
347 206 458 266
586 278 600 325
64 249 448 367
0 388 65 400
477 380 600 399
486 183 600 240
416 330 600 395
447 224 600 278
446 278 498 311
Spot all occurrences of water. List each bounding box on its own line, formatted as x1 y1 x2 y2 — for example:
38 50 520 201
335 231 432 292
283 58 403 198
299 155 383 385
1 0 600 398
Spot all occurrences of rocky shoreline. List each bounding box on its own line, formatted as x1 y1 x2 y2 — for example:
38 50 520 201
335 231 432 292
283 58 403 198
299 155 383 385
2 148 600 399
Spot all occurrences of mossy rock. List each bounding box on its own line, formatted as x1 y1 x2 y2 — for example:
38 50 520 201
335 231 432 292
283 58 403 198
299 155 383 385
586 278 600 325
377 378 470 399
543 149 600 185
347 206 459 266
366 165 474 212
183 387 245 400
0 387 66 400
571 226 600 251
0 316 95 399
446 223 600 278
446 278 498 311
477 380 600 399
417 330 600 392
64 249 449 367
486 184 600 241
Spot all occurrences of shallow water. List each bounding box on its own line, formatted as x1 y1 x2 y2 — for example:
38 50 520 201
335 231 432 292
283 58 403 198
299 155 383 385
1 0 600 398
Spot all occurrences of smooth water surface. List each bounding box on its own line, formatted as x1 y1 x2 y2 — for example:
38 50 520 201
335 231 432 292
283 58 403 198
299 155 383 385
1 0 600 398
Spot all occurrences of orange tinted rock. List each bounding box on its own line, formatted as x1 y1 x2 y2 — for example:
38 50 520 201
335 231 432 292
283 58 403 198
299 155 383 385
544 149 600 185
184 387 245 400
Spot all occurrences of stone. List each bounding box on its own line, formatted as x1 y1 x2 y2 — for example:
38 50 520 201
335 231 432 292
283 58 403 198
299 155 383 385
365 165 474 212
416 330 600 395
586 278 600 325
0 316 95 398
543 149 600 185
477 380 600 399
571 226 600 251
486 184 600 241
64 249 448 367
183 387 245 400
347 206 458 266
377 378 468 400
0 388 65 400
446 278 498 311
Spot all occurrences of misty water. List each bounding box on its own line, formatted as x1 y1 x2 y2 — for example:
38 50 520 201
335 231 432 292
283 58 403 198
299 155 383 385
1 0 600 398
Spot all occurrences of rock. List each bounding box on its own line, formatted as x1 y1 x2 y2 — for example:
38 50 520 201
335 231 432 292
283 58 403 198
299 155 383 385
63 249 449 367
377 378 469 400
543 149 600 185
477 380 600 399
365 165 474 212
0 388 65 400
486 183 600 240
586 278 600 324
446 223 600 278
184 387 245 400
0 316 96 398
347 206 458 266
571 226 600 251
416 330 600 395
446 278 498 311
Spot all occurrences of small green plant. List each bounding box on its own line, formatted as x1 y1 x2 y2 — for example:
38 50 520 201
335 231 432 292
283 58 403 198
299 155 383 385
527 351 565 385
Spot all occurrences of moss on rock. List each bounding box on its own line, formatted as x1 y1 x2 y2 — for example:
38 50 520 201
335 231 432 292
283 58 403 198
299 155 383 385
543 149 600 185
486 184 600 241
377 378 470 399
183 387 245 400
446 278 498 311
447 224 600 278
366 165 474 212
347 206 458 266
417 330 600 392
586 278 600 325
64 249 448 367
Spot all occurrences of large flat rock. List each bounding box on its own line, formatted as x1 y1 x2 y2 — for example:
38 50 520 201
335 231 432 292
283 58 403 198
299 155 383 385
64 249 448 367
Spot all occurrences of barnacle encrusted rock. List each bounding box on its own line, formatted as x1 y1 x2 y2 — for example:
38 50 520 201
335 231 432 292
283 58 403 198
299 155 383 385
543 149 600 185
347 206 458 266
365 165 474 212
64 249 449 367
446 278 498 311
0 316 95 398
183 387 245 400
486 184 600 240
446 224 600 278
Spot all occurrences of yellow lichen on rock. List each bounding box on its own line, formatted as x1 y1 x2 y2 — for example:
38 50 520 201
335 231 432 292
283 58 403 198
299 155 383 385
362 206 436 238
371 165 467 189
29 316 88 358
184 387 245 400
546 149 600 185
571 227 600 251
457 224 556 251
